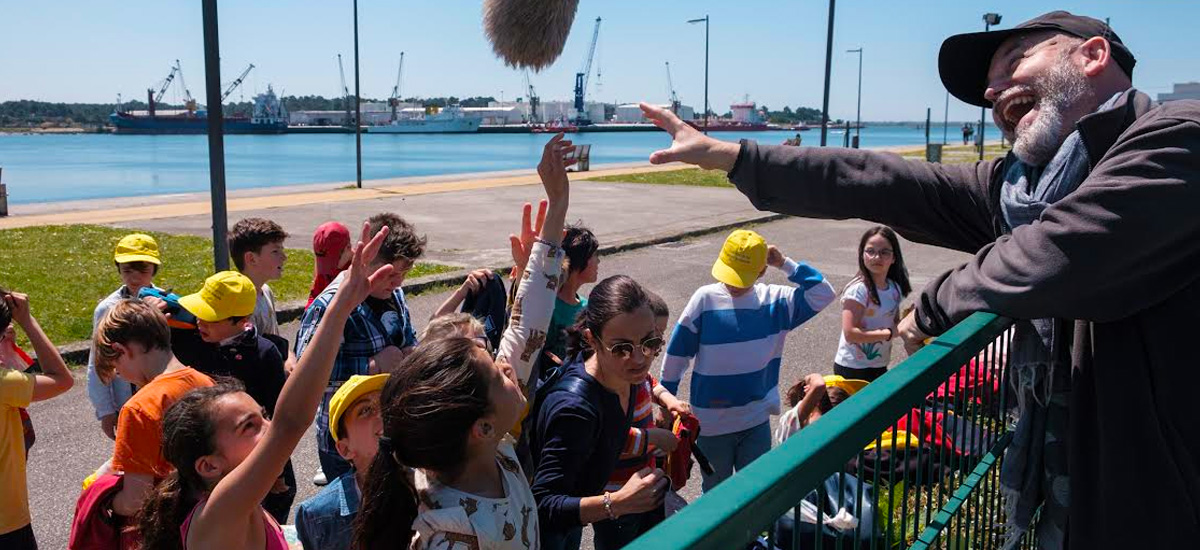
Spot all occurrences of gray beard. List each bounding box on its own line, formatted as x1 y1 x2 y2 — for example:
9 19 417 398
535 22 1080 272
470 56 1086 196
1009 57 1092 166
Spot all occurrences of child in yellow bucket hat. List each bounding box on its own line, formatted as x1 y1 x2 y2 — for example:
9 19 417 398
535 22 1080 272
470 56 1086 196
662 229 837 493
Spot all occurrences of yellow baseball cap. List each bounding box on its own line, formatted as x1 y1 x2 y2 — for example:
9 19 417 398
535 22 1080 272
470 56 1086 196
329 374 388 440
711 229 768 288
113 233 162 265
178 271 257 322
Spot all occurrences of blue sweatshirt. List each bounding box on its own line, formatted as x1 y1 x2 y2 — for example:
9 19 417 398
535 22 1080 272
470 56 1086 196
530 360 635 533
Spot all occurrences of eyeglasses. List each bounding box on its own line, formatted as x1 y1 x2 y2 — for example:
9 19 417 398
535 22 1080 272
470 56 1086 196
863 247 894 259
599 336 665 360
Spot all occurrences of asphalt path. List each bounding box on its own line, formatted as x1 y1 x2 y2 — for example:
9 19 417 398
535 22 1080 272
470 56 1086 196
25 216 969 549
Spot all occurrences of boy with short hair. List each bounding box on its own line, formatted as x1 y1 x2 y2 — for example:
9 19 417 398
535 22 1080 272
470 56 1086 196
87 233 164 439
91 299 214 522
228 217 289 345
294 374 386 550
170 270 294 522
296 212 425 482
662 229 835 492
0 289 74 550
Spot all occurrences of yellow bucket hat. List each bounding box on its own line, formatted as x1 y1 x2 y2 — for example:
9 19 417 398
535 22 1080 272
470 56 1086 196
113 233 162 265
711 229 768 288
329 374 389 440
178 271 257 322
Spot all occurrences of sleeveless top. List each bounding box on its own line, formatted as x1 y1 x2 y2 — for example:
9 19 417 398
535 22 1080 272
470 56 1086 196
180 499 289 550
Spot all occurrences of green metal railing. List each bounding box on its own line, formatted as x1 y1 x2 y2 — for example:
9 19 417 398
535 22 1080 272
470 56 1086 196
629 312 1032 550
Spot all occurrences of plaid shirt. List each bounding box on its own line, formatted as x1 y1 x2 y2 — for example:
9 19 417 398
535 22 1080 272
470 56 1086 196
295 272 417 450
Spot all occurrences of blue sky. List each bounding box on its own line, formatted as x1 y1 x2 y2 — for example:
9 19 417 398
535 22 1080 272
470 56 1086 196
1 1 1196 121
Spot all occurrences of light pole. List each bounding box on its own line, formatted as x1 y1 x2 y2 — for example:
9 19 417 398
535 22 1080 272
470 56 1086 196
980 12 1001 160
687 16 709 134
847 47 862 148
201 0 229 271
353 0 363 188
819 0 836 146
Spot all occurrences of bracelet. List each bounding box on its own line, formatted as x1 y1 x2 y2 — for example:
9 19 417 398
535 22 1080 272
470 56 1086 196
602 492 617 520
886 327 895 341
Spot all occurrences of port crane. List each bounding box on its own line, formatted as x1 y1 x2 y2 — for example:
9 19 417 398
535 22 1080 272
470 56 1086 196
147 60 193 116
524 69 540 124
221 64 255 103
665 61 681 115
337 54 353 125
572 16 601 126
388 53 406 122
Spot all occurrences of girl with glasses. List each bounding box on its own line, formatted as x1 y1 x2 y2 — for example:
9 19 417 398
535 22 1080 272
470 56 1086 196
834 226 913 382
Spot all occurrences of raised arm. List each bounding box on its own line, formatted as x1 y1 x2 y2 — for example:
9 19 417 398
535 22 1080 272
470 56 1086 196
3 291 73 402
640 102 1002 254
195 224 395 535
497 133 572 386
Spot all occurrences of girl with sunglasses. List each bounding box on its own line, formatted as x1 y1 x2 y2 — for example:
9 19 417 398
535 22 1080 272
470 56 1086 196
530 275 674 550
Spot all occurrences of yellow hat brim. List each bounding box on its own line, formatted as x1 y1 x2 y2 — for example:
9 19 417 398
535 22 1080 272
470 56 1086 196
114 253 162 265
711 258 759 289
329 374 389 440
178 292 224 323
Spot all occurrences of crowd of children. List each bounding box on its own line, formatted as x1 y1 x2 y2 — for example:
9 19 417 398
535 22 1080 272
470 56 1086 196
0 132 920 550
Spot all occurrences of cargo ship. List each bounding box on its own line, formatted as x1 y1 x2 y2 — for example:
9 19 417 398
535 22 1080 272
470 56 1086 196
684 101 771 132
110 61 288 135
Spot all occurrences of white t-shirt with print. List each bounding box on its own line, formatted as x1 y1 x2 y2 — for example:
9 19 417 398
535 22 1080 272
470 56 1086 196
834 278 902 370
411 439 539 550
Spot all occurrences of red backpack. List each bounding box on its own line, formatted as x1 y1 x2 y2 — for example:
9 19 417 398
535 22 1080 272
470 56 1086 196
68 474 127 550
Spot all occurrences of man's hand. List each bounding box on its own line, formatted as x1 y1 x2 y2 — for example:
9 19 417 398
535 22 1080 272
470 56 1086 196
640 103 741 172
509 200 548 275
100 413 118 440
897 310 929 356
766 245 786 269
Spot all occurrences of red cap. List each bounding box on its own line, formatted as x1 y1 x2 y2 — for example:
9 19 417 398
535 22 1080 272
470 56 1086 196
313 222 351 276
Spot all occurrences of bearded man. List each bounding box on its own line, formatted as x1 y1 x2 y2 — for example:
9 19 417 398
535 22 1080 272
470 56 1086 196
640 11 1200 550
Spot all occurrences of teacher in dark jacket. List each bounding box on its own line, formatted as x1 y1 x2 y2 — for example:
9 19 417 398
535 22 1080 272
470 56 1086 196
639 11 1199 550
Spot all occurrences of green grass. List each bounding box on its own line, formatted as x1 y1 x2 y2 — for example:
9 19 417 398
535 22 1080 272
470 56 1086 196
0 224 453 348
585 168 734 188
900 143 1011 164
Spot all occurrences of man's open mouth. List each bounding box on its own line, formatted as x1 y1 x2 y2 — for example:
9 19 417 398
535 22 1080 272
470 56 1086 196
996 91 1038 133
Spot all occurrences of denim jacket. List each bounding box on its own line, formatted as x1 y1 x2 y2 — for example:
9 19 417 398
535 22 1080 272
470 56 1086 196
294 472 360 550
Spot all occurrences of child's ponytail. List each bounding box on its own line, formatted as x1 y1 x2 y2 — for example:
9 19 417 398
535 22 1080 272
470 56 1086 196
354 338 494 550
352 437 420 550
136 471 199 550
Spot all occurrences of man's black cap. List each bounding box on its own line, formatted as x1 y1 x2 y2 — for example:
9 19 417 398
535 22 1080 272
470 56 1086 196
939 11 1136 108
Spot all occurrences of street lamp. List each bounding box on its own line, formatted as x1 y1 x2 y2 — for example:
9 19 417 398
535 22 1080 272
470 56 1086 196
980 12 1001 160
847 47 862 148
353 0 363 188
687 16 709 134
819 0 836 146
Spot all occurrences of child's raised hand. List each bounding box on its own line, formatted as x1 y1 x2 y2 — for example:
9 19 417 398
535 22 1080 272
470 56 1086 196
766 245 785 268
335 223 394 307
509 199 548 273
3 291 32 327
537 132 575 205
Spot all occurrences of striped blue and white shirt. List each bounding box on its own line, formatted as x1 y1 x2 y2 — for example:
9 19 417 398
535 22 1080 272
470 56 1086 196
661 259 836 436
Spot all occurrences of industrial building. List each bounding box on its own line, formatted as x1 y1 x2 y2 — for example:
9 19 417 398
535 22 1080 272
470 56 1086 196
1158 82 1200 102
613 103 695 123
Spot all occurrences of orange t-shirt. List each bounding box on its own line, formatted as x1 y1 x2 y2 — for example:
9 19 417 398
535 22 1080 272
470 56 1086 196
112 367 215 478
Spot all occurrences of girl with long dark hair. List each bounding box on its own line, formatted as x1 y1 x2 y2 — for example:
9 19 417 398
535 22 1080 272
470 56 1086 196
833 226 912 381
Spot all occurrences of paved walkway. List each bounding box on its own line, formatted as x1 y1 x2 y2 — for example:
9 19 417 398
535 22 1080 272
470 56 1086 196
0 162 682 229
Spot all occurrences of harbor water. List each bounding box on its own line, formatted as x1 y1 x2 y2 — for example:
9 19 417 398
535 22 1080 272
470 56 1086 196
0 124 999 204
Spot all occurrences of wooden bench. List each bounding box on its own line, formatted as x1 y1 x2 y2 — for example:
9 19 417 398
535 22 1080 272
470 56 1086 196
567 143 591 172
